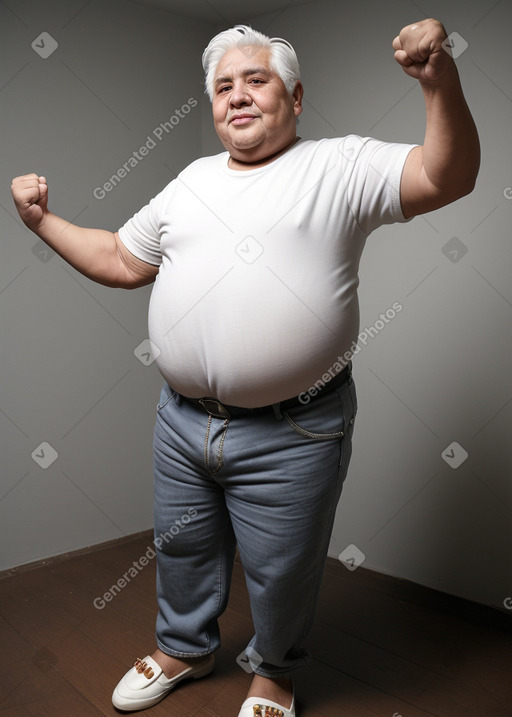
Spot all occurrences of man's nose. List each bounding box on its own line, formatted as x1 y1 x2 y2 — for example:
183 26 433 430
229 82 251 107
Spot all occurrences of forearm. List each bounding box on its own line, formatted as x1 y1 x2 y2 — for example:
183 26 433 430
420 63 480 198
394 19 481 216
34 212 128 287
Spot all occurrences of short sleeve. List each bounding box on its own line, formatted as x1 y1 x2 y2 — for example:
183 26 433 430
117 180 177 266
338 135 417 237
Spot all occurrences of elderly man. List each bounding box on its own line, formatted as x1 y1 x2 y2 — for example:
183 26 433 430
12 18 478 717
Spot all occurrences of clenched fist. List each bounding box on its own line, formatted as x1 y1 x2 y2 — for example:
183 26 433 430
392 18 453 84
11 173 49 230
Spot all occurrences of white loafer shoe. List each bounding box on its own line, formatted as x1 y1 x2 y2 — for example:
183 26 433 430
112 654 215 711
238 694 296 717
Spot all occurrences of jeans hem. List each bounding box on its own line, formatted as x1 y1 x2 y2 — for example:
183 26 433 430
156 638 216 659
251 652 309 678
252 663 308 679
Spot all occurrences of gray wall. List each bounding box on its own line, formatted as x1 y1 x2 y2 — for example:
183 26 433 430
1 0 212 567
2 0 511 612
262 0 511 610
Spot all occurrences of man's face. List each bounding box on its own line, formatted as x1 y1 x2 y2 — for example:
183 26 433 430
212 45 303 167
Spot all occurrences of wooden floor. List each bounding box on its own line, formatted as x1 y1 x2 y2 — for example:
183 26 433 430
1 531 511 717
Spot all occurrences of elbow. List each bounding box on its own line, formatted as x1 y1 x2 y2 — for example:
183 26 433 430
456 177 477 201
445 158 480 204
456 166 480 201
461 147 481 197
109 277 154 290
91 274 153 290
447 141 481 202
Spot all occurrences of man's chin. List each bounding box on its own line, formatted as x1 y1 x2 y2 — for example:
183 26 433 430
228 132 264 149
226 140 267 160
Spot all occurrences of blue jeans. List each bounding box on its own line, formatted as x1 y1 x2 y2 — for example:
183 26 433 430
152 375 357 678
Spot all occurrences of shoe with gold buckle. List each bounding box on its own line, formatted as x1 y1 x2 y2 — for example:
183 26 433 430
238 693 296 717
112 654 214 711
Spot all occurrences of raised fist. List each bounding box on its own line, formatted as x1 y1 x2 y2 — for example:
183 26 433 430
392 18 453 84
11 173 49 230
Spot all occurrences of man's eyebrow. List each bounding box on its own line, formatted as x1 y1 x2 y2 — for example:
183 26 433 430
214 66 272 85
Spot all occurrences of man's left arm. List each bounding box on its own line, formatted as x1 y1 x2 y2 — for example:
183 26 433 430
393 18 480 219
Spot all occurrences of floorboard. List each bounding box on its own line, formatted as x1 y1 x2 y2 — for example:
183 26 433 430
1 532 511 716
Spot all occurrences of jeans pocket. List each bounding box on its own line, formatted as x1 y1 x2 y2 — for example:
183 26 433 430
282 378 358 441
156 384 177 412
281 388 346 441
282 409 345 440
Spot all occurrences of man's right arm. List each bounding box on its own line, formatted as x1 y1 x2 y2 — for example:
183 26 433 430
11 174 159 289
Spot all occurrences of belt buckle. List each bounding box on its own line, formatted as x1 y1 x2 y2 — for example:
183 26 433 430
198 398 231 419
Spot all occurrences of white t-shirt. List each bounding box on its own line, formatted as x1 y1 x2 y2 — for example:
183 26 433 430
119 136 415 407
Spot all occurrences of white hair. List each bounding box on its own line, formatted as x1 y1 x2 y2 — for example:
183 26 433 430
202 25 301 102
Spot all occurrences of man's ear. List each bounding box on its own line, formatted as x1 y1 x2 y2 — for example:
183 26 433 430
292 81 304 117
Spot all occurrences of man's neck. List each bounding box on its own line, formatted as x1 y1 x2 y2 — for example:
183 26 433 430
227 136 301 171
